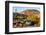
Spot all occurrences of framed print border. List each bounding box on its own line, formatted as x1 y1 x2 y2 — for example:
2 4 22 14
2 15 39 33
5 1 45 34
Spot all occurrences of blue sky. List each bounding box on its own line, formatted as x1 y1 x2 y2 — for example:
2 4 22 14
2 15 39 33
13 7 40 13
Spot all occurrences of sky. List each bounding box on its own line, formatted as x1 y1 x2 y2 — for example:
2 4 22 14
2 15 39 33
13 7 40 13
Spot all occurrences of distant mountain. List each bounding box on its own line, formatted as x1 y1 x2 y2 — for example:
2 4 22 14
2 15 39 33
17 9 40 15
